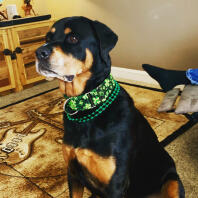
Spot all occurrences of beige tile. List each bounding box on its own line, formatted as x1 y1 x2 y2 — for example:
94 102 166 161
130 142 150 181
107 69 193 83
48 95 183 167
55 188 91 198
0 164 50 198
30 175 68 197
0 163 22 177
166 123 198 198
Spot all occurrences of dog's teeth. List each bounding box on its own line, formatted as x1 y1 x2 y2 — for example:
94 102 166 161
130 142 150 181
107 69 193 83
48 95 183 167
46 77 54 81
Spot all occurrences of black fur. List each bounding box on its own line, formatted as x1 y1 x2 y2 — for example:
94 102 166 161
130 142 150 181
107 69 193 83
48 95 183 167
36 16 185 198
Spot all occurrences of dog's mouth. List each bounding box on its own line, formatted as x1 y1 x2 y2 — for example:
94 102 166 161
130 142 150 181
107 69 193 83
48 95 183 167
36 60 75 82
41 69 75 82
64 75 75 82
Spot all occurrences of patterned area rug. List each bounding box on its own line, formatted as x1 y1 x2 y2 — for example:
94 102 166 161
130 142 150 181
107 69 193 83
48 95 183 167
0 83 188 197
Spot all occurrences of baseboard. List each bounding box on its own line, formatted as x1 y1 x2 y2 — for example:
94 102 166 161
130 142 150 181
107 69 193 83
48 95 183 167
111 66 160 88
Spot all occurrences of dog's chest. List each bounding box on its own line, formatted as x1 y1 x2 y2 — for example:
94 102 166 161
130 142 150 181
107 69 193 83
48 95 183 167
62 144 116 185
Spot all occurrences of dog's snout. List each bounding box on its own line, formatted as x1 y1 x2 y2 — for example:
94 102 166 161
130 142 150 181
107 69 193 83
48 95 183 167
36 46 52 60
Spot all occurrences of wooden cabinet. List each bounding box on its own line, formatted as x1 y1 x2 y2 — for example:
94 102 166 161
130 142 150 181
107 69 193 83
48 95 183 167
0 20 53 93
0 30 16 92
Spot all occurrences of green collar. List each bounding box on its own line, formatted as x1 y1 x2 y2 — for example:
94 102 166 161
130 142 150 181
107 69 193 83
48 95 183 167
64 74 120 123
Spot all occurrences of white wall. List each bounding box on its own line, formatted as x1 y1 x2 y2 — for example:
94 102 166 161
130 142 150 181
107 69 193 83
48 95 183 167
27 0 198 70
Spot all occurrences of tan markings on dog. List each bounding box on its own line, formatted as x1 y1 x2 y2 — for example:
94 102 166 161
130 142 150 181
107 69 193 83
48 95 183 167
83 48 94 71
62 144 116 185
62 144 75 168
51 47 93 96
64 27 72 34
59 80 66 95
76 148 116 184
64 71 92 96
51 27 56 33
51 47 93 75
161 180 179 198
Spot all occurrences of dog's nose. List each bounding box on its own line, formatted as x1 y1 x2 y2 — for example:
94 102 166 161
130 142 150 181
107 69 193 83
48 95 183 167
36 46 51 60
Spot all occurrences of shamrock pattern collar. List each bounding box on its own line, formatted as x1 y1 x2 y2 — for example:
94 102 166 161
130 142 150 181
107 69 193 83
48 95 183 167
64 74 120 118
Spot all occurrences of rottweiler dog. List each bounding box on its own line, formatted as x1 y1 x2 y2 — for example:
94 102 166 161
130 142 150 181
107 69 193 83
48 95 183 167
35 17 185 198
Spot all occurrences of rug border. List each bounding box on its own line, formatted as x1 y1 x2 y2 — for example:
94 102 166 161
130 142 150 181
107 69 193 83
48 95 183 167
0 87 58 110
0 81 162 110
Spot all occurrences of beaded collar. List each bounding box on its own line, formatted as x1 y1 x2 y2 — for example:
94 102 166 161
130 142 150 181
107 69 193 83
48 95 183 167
64 74 120 123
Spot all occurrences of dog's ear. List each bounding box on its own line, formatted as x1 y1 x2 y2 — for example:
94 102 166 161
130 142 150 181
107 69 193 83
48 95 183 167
91 20 118 65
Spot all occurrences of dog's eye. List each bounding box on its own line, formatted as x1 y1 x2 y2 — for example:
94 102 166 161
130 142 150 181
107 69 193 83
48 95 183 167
67 35 78 44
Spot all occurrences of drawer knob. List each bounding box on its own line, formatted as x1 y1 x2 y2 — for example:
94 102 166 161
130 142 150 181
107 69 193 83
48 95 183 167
15 47 23 54
3 49 12 56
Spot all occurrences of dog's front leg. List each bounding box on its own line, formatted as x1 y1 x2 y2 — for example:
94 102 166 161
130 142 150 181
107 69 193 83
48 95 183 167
68 173 84 198
62 144 84 197
106 191 123 198
105 183 126 198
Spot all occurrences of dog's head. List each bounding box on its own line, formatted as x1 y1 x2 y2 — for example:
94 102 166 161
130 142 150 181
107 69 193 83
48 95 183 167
36 16 118 96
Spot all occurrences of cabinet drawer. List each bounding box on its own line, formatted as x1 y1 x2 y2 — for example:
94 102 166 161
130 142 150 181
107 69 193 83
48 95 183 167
18 26 49 43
